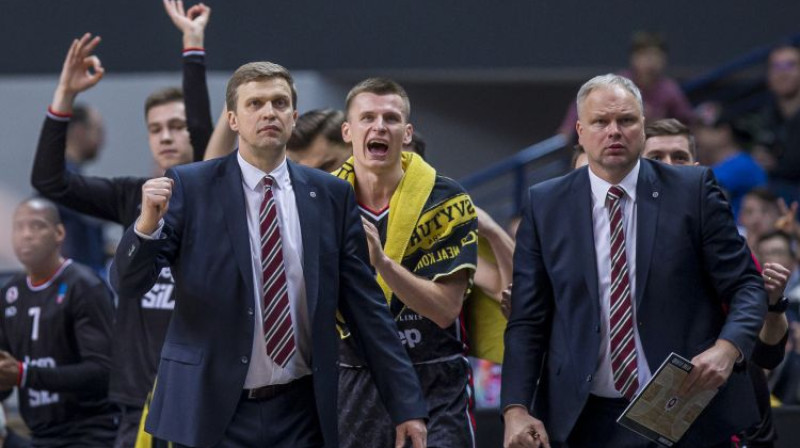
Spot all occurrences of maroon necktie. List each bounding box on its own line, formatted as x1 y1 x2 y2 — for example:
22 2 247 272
606 185 639 400
260 176 295 368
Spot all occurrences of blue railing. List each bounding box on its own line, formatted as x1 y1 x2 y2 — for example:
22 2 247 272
460 32 800 219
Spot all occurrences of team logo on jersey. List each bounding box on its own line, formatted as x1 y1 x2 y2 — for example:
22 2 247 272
5 306 16 317
5 287 18 304
56 283 67 305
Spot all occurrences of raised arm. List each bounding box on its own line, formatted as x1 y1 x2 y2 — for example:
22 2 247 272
204 106 237 160
31 34 142 225
163 0 214 162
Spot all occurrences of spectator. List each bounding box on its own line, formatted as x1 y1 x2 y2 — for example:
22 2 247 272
694 102 767 217
757 230 800 303
558 31 694 139
755 44 800 203
740 188 782 252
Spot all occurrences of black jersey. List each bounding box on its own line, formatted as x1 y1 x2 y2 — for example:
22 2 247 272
0 260 117 446
340 175 478 366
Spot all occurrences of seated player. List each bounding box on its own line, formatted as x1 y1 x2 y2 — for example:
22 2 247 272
0 198 117 447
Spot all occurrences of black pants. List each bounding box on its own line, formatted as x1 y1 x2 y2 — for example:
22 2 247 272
113 404 143 448
176 376 323 448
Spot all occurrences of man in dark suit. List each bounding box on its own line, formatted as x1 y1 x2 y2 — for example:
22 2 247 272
501 74 767 448
112 61 428 448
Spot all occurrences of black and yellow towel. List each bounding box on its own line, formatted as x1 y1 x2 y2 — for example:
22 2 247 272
334 152 504 363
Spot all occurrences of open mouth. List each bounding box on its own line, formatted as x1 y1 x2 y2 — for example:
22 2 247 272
367 140 389 156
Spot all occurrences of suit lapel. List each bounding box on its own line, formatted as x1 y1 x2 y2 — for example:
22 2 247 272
635 160 660 307
572 170 600 311
288 162 320 320
217 152 256 303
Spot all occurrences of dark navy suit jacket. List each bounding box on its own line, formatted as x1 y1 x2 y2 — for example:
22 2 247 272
112 153 427 447
501 159 767 445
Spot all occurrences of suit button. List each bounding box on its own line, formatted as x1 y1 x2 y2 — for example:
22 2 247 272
594 324 601 333
313 367 319 373
241 356 249 364
638 321 643 327
586 374 593 382
247 308 254 316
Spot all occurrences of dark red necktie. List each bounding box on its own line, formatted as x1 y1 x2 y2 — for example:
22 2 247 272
260 176 295 368
606 185 639 400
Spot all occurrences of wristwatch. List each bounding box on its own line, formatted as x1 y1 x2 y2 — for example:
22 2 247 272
768 296 789 313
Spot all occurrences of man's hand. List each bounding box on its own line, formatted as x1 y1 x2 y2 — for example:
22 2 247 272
678 339 739 397
361 217 385 269
504 406 551 448
395 419 426 448
0 351 19 391
775 199 800 240
762 262 791 305
136 177 174 235
51 33 104 114
163 0 211 49
501 284 512 319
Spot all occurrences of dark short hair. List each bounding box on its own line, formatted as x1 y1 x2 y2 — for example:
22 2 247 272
645 118 697 160
570 144 586 169
287 109 345 152
225 61 297 112
758 229 796 258
144 87 184 118
630 31 668 55
744 187 780 207
345 78 411 120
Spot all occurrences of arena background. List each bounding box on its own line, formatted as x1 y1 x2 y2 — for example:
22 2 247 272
1 2 799 445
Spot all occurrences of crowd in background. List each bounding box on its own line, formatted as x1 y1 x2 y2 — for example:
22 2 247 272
0 2 799 447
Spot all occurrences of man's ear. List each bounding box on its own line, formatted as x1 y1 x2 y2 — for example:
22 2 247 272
342 121 352 143
227 109 239 132
55 223 66 244
403 123 414 146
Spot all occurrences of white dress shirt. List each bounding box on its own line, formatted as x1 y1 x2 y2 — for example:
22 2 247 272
237 152 312 388
587 160 652 398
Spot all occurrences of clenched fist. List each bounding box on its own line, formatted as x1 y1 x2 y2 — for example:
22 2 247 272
136 177 174 235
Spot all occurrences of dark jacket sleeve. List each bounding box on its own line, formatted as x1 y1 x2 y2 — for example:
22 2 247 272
699 169 768 359
26 280 114 394
500 188 553 411
183 51 213 162
112 168 184 300
335 184 428 424
31 116 145 227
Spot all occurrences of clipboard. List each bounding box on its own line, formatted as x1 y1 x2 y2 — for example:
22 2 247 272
617 352 718 446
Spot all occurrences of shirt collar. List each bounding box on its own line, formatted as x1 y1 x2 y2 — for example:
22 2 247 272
588 158 640 206
237 150 290 192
